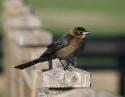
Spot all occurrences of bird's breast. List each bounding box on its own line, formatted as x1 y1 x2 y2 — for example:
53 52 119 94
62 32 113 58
55 39 83 59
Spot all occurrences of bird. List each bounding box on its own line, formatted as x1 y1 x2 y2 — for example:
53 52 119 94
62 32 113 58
14 27 91 70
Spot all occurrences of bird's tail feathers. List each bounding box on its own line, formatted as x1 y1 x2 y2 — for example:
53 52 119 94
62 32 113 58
14 57 47 70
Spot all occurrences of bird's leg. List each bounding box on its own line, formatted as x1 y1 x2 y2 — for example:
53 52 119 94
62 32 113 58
65 59 76 70
59 59 67 70
66 59 75 66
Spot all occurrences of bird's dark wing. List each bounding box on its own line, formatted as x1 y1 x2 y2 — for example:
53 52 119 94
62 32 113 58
47 35 70 48
41 35 72 57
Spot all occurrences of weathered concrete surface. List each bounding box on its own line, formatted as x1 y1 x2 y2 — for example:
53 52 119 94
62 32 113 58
52 88 95 97
43 67 91 88
4 15 42 30
52 89 121 97
16 30 52 46
37 88 121 97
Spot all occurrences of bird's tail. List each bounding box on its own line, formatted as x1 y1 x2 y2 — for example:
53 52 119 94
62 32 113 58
14 57 47 70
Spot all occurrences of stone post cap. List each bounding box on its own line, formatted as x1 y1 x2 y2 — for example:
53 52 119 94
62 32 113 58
42 66 91 88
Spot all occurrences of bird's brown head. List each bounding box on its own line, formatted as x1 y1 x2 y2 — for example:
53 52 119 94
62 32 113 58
69 27 91 39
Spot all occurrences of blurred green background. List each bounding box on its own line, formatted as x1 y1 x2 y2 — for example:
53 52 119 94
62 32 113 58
0 0 125 69
26 0 125 68
0 0 125 97
0 0 3 70
27 0 125 37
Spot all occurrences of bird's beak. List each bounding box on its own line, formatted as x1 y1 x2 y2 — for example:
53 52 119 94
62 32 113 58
83 32 91 35
82 32 91 38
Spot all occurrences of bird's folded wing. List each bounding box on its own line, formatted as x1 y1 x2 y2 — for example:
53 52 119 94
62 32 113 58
42 35 71 56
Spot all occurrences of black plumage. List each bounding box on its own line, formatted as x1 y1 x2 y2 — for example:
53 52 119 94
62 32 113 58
14 27 91 70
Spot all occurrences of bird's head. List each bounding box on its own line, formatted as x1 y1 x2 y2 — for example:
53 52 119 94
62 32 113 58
69 27 91 39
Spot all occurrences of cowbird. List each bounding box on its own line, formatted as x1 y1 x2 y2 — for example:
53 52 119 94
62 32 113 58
14 27 91 70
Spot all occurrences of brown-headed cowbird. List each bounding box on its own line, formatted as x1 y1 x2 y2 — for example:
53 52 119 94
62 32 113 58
14 27 91 70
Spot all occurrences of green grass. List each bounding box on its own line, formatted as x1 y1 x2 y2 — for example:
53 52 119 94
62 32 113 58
0 0 125 36
26 0 125 37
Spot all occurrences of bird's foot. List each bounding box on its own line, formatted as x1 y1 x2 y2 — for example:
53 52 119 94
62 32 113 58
67 65 74 71
59 59 73 71
63 64 74 71
62 64 67 70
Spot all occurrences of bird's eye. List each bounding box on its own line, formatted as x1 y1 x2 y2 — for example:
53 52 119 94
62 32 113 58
74 31 83 35
79 31 83 34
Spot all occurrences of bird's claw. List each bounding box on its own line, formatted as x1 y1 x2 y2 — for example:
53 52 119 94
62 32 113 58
63 64 73 71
